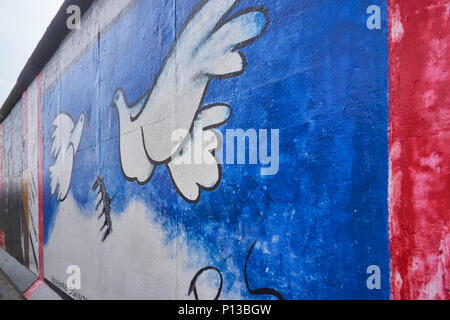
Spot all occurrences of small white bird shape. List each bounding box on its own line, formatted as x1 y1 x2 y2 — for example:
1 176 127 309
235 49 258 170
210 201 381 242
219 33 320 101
49 113 85 201
112 0 268 202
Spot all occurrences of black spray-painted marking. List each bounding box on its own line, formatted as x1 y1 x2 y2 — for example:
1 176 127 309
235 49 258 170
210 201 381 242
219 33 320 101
188 266 223 300
29 233 38 271
189 240 284 300
244 240 285 300
91 176 115 242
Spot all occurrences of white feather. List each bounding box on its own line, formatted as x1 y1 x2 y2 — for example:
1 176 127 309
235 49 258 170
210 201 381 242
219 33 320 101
49 113 85 201
167 104 231 202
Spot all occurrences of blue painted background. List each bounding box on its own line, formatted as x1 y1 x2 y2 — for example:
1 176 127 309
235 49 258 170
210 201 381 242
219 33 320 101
43 0 389 299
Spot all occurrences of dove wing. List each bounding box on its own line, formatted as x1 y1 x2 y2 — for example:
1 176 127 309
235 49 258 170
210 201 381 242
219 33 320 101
176 0 268 78
50 144 74 201
167 104 231 202
51 114 74 158
138 0 268 163
58 145 74 201
192 7 269 77
50 113 76 201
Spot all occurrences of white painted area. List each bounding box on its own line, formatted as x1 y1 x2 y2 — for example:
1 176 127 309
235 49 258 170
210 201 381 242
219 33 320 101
168 106 230 201
49 113 85 201
390 3 404 43
44 196 243 300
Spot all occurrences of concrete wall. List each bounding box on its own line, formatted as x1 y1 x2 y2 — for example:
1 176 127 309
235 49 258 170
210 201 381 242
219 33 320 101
0 0 447 300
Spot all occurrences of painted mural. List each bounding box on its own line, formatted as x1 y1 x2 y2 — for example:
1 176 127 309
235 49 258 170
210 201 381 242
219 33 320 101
0 101 29 267
0 89 40 276
0 0 447 300
39 0 390 300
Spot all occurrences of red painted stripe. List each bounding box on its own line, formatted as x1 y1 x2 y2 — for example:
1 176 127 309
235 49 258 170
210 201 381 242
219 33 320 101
23 90 28 149
389 0 450 300
37 72 44 281
23 279 44 299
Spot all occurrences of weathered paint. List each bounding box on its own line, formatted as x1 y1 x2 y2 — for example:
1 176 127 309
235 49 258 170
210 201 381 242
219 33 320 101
41 0 390 300
388 0 450 300
37 72 44 280
0 97 28 267
0 77 41 277
0 0 446 300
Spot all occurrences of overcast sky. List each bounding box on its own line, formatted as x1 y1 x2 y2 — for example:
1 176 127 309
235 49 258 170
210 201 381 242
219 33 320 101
0 0 64 105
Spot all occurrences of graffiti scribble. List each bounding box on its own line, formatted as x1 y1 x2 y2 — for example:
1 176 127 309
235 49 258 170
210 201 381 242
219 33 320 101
92 176 114 242
244 240 285 300
188 266 223 300
189 240 285 300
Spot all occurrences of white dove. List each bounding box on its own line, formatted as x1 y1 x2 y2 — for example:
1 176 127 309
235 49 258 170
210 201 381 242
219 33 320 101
49 113 85 201
112 0 268 202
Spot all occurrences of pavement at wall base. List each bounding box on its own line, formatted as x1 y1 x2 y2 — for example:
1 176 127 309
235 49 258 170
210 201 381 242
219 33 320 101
0 269 24 300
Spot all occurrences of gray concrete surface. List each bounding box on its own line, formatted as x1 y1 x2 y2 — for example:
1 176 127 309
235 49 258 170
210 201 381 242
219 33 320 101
0 249 38 293
0 249 62 300
0 269 23 300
